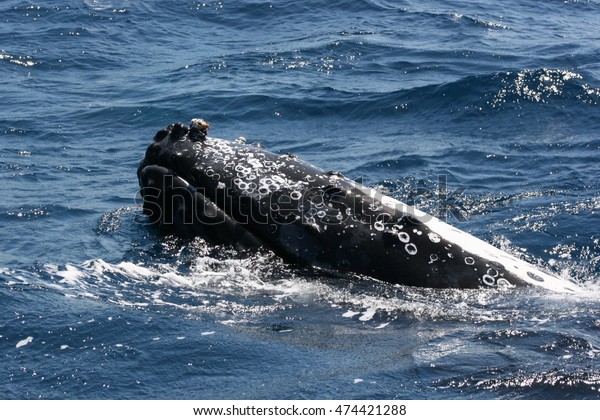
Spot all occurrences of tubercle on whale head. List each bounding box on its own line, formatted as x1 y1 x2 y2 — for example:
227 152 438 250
190 118 210 142
140 119 211 180
152 121 187 142
150 118 210 144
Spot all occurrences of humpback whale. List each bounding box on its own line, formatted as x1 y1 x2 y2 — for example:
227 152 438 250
137 119 580 292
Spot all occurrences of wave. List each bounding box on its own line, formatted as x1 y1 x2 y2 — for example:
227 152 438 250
0 50 37 68
151 67 600 127
437 365 600 398
0 204 84 221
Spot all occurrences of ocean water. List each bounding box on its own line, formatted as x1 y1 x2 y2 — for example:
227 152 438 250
1 0 600 399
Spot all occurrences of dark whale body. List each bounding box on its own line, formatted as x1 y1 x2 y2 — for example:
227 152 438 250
137 119 579 292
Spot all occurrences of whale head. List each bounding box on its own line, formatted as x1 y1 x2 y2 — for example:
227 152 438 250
137 119 582 292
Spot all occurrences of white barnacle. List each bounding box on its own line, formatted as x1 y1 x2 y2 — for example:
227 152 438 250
391 224 404 234
247 158 263 168
398 232 410 243
405 243 418 255
487 268 499 277
497 278 512 287
272 174 286 184
428 232 441 243
482 274 496 286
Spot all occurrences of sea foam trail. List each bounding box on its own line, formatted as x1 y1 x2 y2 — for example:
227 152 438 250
12 251 593 326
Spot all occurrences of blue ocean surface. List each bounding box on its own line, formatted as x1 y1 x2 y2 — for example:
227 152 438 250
1 0 600 399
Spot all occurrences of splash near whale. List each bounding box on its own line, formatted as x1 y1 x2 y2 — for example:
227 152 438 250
137 119 579 292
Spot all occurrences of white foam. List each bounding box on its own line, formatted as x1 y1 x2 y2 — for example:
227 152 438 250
342 310 360 318
359 308 377 321
34 248 599 332
16 336 33 348
55 264 86 285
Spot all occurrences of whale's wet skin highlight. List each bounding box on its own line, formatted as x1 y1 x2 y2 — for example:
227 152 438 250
2 0 600 399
